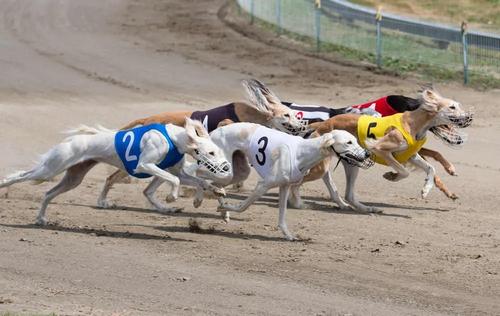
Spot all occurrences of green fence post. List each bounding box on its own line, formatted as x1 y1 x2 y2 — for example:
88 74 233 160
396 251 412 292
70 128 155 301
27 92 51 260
315 0 321 52
461 21 469 85
375 7 382 68
276 0 282 35
250 0 255 25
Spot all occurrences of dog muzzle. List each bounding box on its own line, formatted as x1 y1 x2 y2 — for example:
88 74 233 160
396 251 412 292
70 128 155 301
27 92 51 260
429 125 468 147
335 147 375 169
447 109 474 128
279 120 310 136
196 154 231 175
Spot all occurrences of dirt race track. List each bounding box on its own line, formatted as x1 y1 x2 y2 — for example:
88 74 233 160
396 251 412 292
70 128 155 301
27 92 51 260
1 1 499 315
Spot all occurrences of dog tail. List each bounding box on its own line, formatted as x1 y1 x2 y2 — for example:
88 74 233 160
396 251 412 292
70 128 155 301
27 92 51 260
64 125 114 136
0 170 34 189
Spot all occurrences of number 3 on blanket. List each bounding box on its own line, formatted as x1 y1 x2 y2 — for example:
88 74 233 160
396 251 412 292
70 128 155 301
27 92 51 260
123 131 138 162
255 136 269 166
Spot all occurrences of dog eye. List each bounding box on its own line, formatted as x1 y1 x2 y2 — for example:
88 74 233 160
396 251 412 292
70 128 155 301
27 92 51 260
209 151 215 156
347 141 353 145
284 114 290 118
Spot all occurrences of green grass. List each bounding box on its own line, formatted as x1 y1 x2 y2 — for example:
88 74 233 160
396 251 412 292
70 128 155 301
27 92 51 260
236 0 500 89
349 0 500 32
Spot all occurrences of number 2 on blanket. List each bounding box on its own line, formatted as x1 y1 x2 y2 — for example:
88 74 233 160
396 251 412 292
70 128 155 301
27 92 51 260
367 122 377 139
255 136 268 166
123 131 138 162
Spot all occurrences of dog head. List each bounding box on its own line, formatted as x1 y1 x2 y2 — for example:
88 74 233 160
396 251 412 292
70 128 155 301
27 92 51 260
184 117 232 181
242 79 309 136
321 131 374 169
420 88 473 147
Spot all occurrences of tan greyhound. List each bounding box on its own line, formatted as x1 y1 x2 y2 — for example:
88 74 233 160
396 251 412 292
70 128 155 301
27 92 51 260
289 88 471 212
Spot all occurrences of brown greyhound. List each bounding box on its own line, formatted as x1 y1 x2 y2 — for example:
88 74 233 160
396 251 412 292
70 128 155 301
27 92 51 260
289 89 471 212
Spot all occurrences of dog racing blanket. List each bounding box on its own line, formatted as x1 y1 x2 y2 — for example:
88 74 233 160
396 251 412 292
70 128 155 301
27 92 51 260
357 113 426 165
115 124 184 178
247 126 304 184
190 103 240 133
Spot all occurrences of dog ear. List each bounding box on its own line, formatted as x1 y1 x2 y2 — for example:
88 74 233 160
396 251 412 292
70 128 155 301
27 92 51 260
421 89 442 112
184 117 200 148
320 134 336 154
241 79 277 117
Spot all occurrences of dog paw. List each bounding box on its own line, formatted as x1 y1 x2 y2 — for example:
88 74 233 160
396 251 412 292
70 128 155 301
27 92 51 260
445 165 457 176
221 210 231 223
35 217 48 226
383 172 400 181
367 207 383 214
97 200 116 209
156 206 183 214
212 187 226 197
193 198 203 208
449 193 459 200
165 194 178 203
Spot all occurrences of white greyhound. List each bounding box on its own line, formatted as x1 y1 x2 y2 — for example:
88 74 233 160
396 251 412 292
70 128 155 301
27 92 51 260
207 122 373 240
0 118 231 225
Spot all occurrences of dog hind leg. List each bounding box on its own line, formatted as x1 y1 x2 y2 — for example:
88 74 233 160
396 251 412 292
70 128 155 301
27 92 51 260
97 169 129 209
36 160 97 225
288 184 303 209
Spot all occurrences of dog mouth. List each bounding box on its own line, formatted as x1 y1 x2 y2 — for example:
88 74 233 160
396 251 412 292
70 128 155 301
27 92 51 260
337 147 374 169
430 125 468 147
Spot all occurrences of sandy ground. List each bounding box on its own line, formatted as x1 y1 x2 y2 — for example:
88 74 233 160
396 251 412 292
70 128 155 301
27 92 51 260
0 0 499 315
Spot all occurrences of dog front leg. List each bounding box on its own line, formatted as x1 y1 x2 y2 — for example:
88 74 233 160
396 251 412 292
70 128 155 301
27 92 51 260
409 154 436 198
177 165 226 208
143 177 183 213
136 163 181 202
343 162 380 213
322 169 350 210
218 180 270 214
278 184 297 241
419 147 457 176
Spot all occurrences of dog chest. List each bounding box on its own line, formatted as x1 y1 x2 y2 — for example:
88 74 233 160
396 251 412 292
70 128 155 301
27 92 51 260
114 124 184 178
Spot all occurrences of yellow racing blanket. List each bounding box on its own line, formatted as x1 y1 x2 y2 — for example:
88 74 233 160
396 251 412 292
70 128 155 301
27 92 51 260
357 113 427 165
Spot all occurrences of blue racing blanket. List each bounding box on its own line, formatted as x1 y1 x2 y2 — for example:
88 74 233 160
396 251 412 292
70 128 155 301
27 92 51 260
114 124 184 178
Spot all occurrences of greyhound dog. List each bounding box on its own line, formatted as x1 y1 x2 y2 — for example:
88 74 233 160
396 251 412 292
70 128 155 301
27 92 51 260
280 91 472 200
296 88 471 213
0 118 231 225
95 79 306 208
209 122 373 240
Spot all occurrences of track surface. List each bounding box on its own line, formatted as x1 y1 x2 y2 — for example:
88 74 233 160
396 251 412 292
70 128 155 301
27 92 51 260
0 1 499 315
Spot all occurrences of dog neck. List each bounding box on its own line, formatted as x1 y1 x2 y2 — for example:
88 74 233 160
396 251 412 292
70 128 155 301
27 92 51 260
164 124 191 154
295 136 330 173
403 107 437 141
234 102 271 126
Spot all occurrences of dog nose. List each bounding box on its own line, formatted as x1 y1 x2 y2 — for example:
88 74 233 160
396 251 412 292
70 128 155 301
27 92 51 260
222 165 230 172
364 150 371 158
